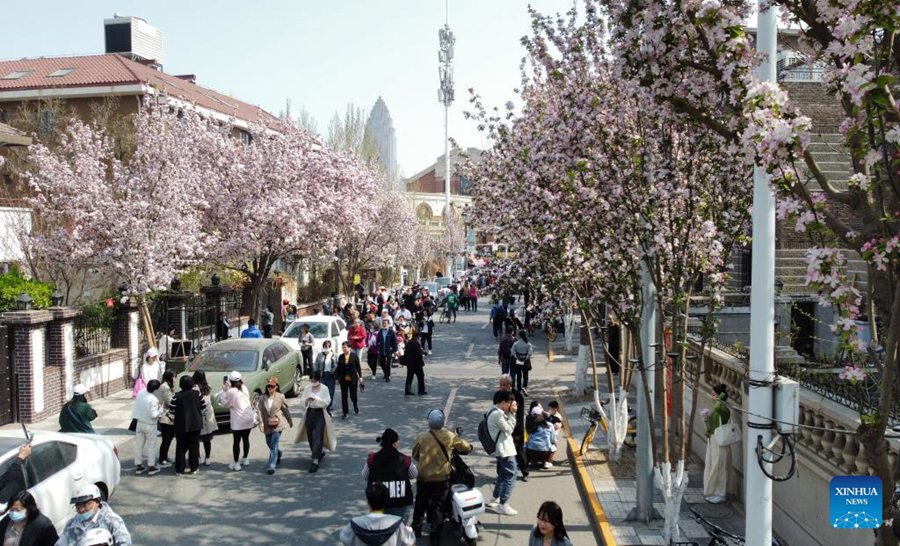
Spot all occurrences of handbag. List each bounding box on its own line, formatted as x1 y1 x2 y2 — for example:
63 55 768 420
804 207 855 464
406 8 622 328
128 418 137 432
713 421 741 447
266 415 280 427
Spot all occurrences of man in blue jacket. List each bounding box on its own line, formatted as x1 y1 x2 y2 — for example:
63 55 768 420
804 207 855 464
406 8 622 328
375 318 397 382
241 318 263 338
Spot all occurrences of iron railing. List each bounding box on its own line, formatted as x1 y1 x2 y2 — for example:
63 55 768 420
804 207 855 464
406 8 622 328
73 310 112 359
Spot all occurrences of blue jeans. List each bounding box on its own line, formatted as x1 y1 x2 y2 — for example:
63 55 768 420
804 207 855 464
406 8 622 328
322 372 336 413
265 431 281 470
493 456 517 503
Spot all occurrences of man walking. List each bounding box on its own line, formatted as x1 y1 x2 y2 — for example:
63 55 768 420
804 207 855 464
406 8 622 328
486 390 518 515
489 301 507 338
411 409 472 542
402 333 427 396
261 306 275 338
497 330 515 375
376 318 398 382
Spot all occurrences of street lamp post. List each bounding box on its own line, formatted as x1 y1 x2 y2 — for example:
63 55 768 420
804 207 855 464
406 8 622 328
438 0 455 278
745 6 778 545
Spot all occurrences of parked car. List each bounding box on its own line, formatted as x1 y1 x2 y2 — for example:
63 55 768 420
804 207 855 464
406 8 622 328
280 315 348 364
181 338 301 425
0 430 120 531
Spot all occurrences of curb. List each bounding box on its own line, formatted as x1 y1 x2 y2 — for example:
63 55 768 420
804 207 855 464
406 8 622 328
555 391 618 546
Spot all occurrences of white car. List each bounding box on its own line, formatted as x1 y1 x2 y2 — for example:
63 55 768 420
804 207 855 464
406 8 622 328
0 430 121 530
280 315 348 363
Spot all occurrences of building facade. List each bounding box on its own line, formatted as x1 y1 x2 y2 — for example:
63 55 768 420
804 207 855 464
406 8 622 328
365 97 399 189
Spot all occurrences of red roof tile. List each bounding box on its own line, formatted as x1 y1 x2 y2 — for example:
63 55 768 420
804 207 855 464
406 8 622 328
0 54 280 126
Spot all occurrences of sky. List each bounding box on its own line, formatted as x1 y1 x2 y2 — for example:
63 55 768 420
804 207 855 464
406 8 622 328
0 0 563 177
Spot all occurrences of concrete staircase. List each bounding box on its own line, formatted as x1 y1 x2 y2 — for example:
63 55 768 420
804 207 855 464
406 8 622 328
802 133 852 191
775 248 868 295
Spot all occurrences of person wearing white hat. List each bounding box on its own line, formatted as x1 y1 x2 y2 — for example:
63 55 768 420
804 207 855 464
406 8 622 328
131 347 165 398
216 370 255 470
58 384 97 433
56 484 131 546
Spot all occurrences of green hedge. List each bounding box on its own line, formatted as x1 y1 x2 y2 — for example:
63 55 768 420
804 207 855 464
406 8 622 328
0 269 54 311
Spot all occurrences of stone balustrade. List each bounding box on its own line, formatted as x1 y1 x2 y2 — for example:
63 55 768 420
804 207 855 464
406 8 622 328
685 338 898 545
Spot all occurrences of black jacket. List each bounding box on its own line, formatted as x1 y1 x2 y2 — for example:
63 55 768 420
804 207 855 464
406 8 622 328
400 338 425 369
367 448 413 508
0 512 58 546
171 388 205 434
336 352 362 382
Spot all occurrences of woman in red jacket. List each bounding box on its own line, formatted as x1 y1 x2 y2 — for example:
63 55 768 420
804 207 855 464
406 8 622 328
347 318 367 360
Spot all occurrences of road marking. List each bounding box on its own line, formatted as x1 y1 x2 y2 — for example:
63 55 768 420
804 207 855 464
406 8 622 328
465 343 475 358
480 322 489 330
444 387 458 422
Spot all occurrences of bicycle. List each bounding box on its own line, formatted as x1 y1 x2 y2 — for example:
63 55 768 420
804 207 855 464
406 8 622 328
579 403 637 455
688 505 783 546
438 305 452 324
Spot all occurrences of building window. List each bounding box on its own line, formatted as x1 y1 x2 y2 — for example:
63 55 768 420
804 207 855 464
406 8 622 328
238 130 252 146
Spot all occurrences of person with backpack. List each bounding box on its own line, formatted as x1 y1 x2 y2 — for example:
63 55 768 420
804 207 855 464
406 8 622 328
411 409 472 541
510 330 534 396
362 428 417 520
497 374 529 482
497 330 516 375
485 390 519 516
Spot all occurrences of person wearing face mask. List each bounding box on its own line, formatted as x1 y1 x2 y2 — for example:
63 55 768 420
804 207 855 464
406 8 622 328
295 371 335 473
0 491 58 546
56 485 131 546
314 339 338 416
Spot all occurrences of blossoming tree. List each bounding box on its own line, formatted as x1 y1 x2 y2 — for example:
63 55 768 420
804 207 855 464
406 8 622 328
25 105 218 344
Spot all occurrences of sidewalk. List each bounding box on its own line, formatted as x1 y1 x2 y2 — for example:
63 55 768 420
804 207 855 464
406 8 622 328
0 388 135 448
523 326 754 546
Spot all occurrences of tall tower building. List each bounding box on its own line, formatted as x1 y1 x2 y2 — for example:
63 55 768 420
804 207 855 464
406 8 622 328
365 97 399 189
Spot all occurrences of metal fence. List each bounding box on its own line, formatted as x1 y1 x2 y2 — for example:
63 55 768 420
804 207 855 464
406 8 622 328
145 291 243 356
73 310 112 359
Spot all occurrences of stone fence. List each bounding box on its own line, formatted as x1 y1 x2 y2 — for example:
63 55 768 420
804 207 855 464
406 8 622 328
684 339 886 546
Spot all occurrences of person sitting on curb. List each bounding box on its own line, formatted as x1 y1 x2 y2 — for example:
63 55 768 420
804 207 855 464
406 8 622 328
59 384 97 433
339 482 415 546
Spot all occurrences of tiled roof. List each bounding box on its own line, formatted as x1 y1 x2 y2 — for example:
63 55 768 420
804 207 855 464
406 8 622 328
0 54 280 126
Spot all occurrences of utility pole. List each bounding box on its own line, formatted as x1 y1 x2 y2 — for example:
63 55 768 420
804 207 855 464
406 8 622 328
745 5 777 545
438 0 455 278
628 263 658 522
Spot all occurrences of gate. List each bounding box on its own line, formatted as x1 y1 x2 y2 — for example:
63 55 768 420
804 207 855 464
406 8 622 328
0 326 13 425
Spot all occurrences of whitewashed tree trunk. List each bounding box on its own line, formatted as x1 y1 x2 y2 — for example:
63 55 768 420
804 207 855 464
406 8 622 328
654 460 688 544
564 310 577 351
574 344 589 396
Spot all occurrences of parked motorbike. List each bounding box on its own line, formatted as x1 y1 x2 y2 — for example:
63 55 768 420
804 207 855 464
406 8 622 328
441 430 484 546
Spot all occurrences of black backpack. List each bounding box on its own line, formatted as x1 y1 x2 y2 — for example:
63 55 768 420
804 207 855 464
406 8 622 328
477 408 501 455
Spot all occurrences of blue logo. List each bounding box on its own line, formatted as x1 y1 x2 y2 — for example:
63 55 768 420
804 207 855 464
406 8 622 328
829 475 882 529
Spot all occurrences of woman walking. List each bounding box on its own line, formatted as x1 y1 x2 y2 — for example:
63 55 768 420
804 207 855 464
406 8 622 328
191 370 218 466
315 340 338 416
529 501 573 546
155 370 176 468
336 341 363 419
217 371 255 471
362 428 417 520
258 376 293 475
296 371 335 473
365 323 380 378
0 491 58 546
170 375 205 476
510 330 534 396
299 324 315 377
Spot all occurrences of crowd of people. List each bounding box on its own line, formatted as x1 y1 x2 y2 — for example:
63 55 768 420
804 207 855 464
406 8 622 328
3 276 577 546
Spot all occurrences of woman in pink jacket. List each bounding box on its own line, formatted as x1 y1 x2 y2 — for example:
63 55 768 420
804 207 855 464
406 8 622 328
216 370 255 471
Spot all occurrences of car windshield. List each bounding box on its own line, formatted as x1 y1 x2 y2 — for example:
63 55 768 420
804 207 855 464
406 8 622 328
188 350 259 372
283 322 329 338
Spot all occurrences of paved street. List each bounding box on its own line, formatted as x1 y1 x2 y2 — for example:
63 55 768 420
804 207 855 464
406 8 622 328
108 300 599 545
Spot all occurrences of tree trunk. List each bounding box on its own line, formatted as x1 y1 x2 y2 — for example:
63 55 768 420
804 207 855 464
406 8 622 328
135 294 156 349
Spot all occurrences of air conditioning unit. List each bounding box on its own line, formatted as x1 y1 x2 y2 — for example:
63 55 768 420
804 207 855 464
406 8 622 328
104 15 164 66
